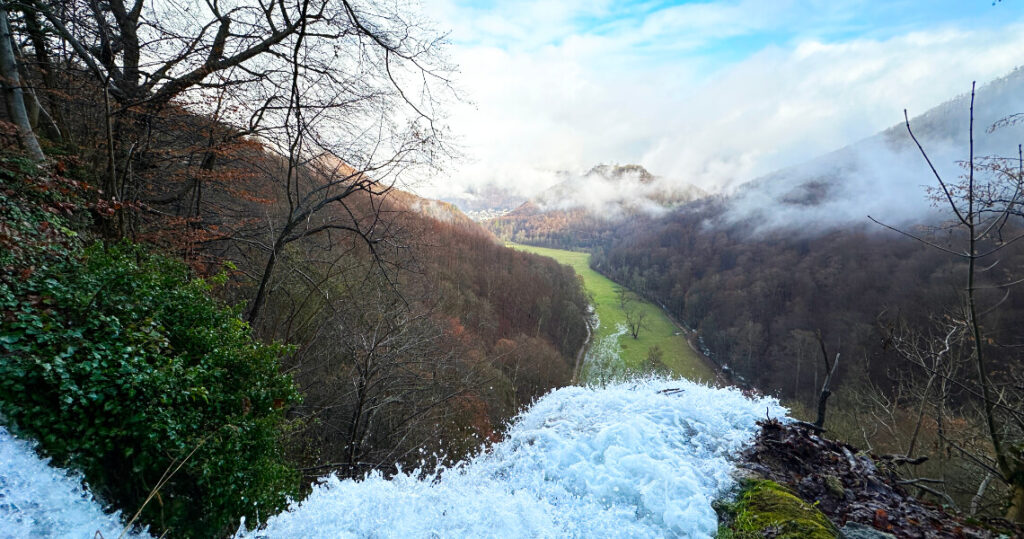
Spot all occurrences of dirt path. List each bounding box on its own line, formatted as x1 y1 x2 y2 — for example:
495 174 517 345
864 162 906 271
570 314 593 385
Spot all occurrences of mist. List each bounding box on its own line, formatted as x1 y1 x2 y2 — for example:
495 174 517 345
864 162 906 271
719 68 1024 234
420 4 1024 206
530 165 706 219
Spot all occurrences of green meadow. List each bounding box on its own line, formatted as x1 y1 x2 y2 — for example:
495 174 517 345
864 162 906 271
509 243 715 383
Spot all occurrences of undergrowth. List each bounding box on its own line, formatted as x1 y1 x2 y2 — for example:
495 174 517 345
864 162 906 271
0 156 300 537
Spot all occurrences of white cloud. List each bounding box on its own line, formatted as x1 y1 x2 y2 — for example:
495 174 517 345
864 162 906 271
411 1 1024 203
643 27 1024 193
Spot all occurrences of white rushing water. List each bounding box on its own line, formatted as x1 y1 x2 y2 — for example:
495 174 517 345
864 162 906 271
239 377 785 538
0 378 784 538
581 323 630 384
0 426 149 539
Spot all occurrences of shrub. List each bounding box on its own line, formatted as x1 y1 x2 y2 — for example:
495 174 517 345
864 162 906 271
0 242 300 537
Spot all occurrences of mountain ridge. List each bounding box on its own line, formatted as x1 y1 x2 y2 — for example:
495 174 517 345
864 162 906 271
487 163 706 248
721 65 1024 233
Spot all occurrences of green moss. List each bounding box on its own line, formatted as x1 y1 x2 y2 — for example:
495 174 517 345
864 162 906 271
717 479 840 539
824 475 846 498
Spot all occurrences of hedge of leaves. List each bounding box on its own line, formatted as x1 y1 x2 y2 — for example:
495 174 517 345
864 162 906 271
0 161 300 537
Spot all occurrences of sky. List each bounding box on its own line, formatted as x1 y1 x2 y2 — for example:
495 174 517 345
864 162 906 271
413 0 1024 202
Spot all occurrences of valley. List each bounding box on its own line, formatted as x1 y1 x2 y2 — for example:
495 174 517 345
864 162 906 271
508 243 715 383
3 1 1024 536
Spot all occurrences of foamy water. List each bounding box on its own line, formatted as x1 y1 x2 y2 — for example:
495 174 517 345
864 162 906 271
581 323 630 383
0 426 148 539
238 377 785 538
0 378 783 538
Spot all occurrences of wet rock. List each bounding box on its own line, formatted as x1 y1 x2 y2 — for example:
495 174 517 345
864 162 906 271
840 522 896 539
732 419 1022 539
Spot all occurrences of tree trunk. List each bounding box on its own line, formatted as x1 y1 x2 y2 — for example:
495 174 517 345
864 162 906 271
345 377 368 473
24 85 60 141
814 349 839 430
906 373 937 457
18 5 62 141
248 248 279 324
102 85 118 197
1007 482 1024 523
0 9 44 161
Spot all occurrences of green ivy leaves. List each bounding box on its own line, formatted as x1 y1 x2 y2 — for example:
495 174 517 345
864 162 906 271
0 241 299 537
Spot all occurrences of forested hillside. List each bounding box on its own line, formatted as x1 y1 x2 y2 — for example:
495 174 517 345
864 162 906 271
479 69 1024 519
4 0 1024 535
0 1 589 536
487 164 705 248
589 74 1024 516
592 205 1024 397
489 205 615 249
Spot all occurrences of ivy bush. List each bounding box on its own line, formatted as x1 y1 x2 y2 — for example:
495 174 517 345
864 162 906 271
0 194 299 538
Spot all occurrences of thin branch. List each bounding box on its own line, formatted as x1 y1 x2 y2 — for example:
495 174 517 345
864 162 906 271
905 109 968 226
867 216 967 257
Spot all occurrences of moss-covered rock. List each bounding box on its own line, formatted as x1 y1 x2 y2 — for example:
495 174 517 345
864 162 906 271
824 474 846 499
717 479 840 538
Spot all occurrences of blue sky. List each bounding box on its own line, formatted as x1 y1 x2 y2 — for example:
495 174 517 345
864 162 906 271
441 1 1013 53
417 0 1024 198
450 0 1007 41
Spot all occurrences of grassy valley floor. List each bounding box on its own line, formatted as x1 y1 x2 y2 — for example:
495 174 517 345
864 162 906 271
509 243 715 383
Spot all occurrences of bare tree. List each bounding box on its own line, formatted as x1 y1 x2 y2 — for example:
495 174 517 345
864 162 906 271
625 306 647 340
646 344 666 373
24 0 314 108
0 6 43 160
288 277 489 478
240 0 451 322
10 0 456 318
871 83 1024 521
872 312 1009 511
617 286 649 339
18 0 455 241
813 333 840 430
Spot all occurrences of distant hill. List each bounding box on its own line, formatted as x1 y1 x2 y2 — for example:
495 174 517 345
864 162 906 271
723 66 1024 233
528 163 705 215
389 189 481 229
590 69 1024 506
487 164 706 249
442 185 528 222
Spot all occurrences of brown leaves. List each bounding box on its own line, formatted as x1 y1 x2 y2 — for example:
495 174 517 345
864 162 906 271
873 508 891 531
738 420 1000 538
46 200 77 215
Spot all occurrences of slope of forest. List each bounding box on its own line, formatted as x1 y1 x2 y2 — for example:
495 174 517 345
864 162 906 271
0 3 591 535
487 164 706 248
3 0 1024 534
720 66 1024 234
591 70 1024 516
0 141 591 536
